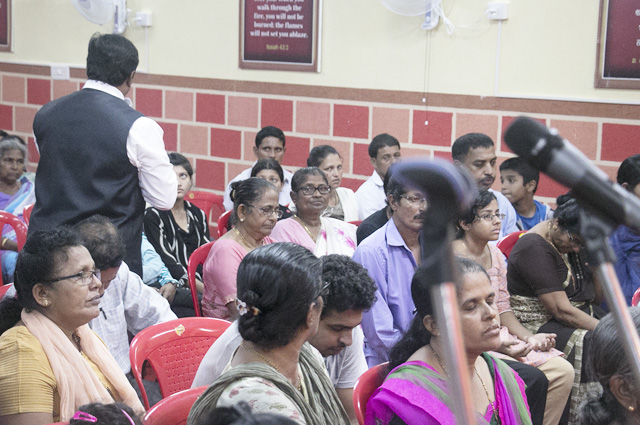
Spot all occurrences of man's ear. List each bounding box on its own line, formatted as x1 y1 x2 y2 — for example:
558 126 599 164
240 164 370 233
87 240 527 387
369 157 376 168
253 146 259 158
622 182 631 191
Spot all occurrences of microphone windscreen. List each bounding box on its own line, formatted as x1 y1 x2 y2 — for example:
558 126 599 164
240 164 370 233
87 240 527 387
504 116 563 172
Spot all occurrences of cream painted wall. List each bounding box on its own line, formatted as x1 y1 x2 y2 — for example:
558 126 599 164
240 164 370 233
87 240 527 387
2 0 637 103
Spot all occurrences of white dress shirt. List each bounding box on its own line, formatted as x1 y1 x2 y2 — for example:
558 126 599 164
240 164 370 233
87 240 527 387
355 171 386 220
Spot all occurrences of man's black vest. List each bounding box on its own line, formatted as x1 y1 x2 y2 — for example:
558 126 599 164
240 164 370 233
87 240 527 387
30 88 146 275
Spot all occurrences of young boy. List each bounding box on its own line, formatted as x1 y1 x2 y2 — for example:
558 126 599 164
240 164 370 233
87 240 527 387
499 157 553 230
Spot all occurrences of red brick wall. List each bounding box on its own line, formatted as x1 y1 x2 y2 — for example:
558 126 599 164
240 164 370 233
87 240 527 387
2 63 639 207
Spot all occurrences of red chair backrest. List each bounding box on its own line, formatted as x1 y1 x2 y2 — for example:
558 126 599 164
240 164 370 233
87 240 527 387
129 318 231 410
349 220 363 227
216 210 232 238
496 230 527 260
0 283 13 299
187 241 215 317
0 211 28 286
185 191 224 230
632 288 640 307
23 203 34 225
143 385 208 425
353 362 388 425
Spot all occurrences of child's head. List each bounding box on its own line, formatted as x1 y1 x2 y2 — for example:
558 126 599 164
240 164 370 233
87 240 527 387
70 403 141 425
499 157 539 204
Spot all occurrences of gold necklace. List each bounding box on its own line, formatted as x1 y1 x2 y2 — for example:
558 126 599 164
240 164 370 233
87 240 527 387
242 341 302 391
475 366 500 423
546 222 575 288
234 227 259 250
293 214 316 242
430 345 447 376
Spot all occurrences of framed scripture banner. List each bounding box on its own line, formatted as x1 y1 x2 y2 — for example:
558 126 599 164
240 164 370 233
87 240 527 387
0 0 11 52
240 0 321 72
595 0 640 89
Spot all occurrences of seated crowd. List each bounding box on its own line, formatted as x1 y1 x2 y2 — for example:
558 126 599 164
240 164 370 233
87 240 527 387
1 121 639 425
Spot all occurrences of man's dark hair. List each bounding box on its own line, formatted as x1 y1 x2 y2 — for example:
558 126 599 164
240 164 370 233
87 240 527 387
255 126 285 148
75 215 126 270
320 255 376 318
86 33 139 87
451 133 494 162
499 157 540 193
617 154 640 191
368 133 400 159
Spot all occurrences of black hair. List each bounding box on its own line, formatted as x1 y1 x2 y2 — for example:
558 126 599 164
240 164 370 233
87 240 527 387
74 215 125 270
86 33 138 87
0 135 27 162
385 171 411 205
229 177 277 226
290 167 329 192
250 158 284 183
69 402 142 425
388 257 488 371
255 126 285 148
451 133 495 162
237 243 322 349
617 154 640 192
369 133 400 159
307 145 341 167
319 255 377 318
499 157 540 193
577 308 640 425
554 192 581 235
168 152 194 178
455 189 497 239
0 228 82 335
195 401 298 425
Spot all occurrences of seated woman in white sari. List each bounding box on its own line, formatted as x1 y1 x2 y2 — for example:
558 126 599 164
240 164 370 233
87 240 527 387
271 167 356 257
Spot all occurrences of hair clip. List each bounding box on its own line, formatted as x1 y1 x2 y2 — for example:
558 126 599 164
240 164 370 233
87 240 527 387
72 411 98 423
236 298 261 317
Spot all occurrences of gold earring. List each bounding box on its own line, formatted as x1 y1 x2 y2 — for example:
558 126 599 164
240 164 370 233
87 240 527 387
629 406 635 412
42 300 49 307
240 218 245 222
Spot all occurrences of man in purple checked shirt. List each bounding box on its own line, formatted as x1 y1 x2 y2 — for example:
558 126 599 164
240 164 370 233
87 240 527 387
352 173 426 367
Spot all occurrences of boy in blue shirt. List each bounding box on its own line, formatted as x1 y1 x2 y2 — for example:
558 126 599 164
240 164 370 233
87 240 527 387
500 157 553 230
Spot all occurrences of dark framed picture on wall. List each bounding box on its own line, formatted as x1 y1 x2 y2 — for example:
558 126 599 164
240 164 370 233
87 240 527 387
0 0 11 52
595 0 640 89
239 0 321 72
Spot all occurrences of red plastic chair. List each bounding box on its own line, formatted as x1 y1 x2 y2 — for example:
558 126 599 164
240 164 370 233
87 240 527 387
0 283 13 299
143 385 208 425
632 288 640 307
349 220 363 227
496 230 527 260
45 422 68 425
353 363 388 425
187 241 215 317
23 203 34 225
186 191 224 230
216 210 232 238
129 317 231 410
0 211 28 286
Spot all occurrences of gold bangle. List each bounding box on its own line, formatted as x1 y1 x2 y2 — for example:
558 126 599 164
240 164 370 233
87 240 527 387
1 238 7 249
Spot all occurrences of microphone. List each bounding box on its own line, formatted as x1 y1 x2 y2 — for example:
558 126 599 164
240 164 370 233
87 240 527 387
504 116 640 233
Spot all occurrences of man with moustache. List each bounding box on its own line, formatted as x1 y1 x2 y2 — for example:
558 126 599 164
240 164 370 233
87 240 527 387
353 174 426 367
452 133 519 239
192 254 377 424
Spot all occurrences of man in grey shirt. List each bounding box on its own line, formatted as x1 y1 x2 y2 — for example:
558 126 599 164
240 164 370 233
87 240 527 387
192 255 377 424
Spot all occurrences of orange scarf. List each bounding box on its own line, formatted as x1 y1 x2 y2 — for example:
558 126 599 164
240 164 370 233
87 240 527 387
21 309 144 421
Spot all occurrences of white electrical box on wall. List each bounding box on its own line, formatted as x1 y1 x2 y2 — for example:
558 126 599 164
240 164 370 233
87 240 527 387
488 2 508 20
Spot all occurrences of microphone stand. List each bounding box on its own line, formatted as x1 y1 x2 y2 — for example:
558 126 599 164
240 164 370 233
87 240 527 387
579 211 640 388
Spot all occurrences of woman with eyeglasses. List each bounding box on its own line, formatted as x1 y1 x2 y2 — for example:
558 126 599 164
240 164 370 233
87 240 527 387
271 167 357 257
306 145 359 222
507 193 605 424
0 228 143 425
454 190 574 425
189 243 350 425
202 178 278 320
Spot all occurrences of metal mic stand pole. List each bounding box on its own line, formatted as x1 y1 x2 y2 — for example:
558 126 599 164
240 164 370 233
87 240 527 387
422 226 478 425
580 212 640 388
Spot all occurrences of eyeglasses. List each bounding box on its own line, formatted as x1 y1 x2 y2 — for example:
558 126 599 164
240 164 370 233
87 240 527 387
298 184 331 196
44 269 100 285
248 205 283 218
399 195 427 206
477 213 506 222
316 281 331 299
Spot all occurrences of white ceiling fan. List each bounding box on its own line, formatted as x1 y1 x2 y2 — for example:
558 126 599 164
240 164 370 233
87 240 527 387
70 0 128 34
379 0 450 31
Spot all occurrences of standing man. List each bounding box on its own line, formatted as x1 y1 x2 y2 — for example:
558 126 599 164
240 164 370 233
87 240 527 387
355 133 402 220
452 133 519 239
223 126 292 210
29 34 177 276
